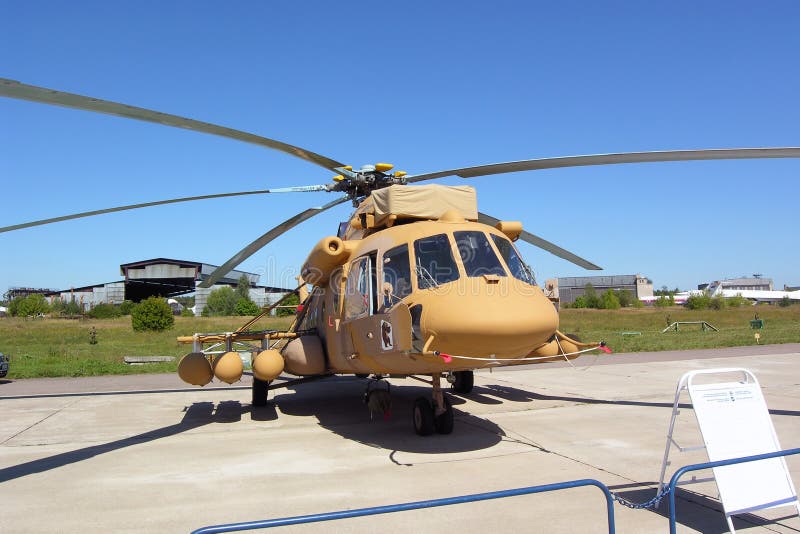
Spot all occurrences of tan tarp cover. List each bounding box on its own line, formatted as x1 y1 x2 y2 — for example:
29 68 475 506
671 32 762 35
362 185 478 225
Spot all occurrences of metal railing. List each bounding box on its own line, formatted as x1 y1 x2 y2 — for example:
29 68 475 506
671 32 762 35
666 447 800 534
192 447 800 534
191 478 616 534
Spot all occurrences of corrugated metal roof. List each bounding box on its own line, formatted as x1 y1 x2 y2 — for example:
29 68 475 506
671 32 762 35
558 275 641 288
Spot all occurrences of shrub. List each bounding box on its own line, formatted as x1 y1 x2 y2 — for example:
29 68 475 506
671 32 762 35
654 295 671 308
582 284 601 309
15 294 51 317
571 296 588 309
51 298 83 316
203 286 238 316
779 296 793 307
180 307 195 317
602 289 621 310
686 292 711 310
276 292 300 317
235 298 260 316
617 290 636 308
119 300 135 315
726 294 749 308
131 297 174 332
88 303 121 319
709 296 726 310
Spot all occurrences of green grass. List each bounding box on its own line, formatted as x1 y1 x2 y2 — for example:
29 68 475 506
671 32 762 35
1 307 798 379
0 315 294 379
559 305 800 353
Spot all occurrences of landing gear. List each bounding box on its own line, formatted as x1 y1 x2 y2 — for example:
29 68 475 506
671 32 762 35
448 370 474 394
252 377 271 407
434 395 454 434
412 373 454 435
413 397 435 435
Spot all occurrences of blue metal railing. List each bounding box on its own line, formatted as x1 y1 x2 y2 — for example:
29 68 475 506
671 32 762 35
192 447 800 534
666 447 800 534
191 478 616 534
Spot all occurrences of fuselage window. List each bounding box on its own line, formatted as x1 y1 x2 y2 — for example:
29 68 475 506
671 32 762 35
413 234 459 289
344 253 378 320
491 234 537 285
382 244 412 308
454 231 506 277
298 288 324 331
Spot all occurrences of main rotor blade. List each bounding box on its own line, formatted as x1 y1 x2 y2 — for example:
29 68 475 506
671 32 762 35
0 78 345 171
478 212 602 270
407 147 800 183
0 185 329 234
198 197 349 288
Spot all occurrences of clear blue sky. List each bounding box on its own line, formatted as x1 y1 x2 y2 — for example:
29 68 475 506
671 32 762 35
2 1 798 294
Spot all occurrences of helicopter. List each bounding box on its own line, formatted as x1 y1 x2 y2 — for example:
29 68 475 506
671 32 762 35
3 77 799 436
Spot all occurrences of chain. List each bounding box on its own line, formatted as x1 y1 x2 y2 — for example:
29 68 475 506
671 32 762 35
612 487 671 509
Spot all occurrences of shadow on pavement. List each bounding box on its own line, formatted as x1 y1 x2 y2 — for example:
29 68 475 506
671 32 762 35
613 485 799 533
0 400 248 483
272 376 505 454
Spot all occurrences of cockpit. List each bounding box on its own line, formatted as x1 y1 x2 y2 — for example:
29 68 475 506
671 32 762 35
343 230 537 320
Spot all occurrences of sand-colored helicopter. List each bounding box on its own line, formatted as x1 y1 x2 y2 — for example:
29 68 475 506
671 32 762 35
3 78 799 435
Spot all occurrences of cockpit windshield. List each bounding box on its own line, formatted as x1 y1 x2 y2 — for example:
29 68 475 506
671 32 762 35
413 233 459 289
454 231 506 278
491 234 537 286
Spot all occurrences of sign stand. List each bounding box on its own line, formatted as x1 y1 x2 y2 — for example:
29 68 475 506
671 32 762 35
657 368 799 532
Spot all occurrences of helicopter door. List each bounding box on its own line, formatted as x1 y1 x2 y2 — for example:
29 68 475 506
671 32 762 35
342 253 411 369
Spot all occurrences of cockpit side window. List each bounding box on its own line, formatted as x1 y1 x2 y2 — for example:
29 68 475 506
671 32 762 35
491 234 537 286
454 231 506 278
413 234 459 289
382 244 412 308
344 253 377 319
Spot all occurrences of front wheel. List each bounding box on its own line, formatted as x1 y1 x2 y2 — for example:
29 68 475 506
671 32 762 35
412 397 435 436
252 377 270 407
451 370 474 394
434 396 454 434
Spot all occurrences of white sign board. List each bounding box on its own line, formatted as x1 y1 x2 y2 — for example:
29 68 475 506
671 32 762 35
689 377 797 516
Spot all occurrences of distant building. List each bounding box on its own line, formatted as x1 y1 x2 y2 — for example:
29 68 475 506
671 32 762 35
546 274 653 305
3 287 57 301
695 275 799 304
698 276 773 292
44 258 292 315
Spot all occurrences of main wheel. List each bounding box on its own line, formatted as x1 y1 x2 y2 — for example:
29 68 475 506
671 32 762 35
434 396 454 434
412 397 435 436
252 377 270 407
451 370 474 394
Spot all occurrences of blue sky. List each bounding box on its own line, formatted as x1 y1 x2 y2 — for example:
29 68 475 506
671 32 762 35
1 1 798 294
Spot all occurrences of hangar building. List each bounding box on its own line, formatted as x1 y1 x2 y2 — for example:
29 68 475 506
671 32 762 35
46 258 291 316
546 274 654 305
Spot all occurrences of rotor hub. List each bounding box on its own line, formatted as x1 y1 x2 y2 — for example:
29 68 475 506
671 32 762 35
325 163 407 202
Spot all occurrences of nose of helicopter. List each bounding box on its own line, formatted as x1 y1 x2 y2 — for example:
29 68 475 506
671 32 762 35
418 278 558 358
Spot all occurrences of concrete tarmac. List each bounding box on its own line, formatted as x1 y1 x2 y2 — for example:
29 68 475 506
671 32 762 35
1 344 799 533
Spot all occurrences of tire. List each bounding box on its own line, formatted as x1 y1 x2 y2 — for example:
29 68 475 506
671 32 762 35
412 397 435 436
252 377 270 407
451 370 474 394
434 396 454 435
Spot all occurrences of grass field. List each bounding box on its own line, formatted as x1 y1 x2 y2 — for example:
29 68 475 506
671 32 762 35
559 305 800 353
0 315 294 379
0 306 797 379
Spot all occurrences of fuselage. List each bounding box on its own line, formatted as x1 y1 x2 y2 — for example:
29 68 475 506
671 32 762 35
294 213 561 375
